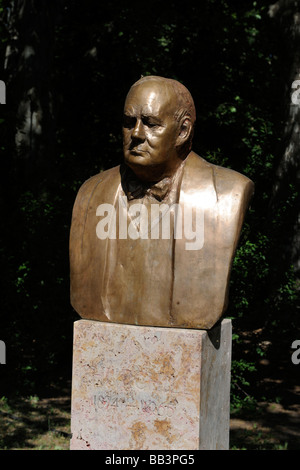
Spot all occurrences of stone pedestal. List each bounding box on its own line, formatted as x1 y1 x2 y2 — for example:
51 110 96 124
70 318 232 450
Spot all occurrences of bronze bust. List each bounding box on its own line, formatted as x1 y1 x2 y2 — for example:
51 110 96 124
69 76 254 329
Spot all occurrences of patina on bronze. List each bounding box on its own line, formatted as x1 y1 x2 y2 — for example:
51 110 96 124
69 76 254 329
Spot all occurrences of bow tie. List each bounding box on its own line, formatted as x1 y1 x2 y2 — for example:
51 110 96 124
120 165 173 202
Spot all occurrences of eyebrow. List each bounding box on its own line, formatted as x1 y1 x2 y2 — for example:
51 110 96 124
123 112 135 118
142 113 162 123
123 111 163 125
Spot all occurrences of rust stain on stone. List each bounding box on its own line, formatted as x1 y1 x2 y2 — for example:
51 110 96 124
129 421 147 449
154 418 175 444
158 353 175 377
150 352 175 384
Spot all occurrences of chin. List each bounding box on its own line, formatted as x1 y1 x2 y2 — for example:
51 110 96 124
125 154 151 168
126 160 149 179
127 162 168 183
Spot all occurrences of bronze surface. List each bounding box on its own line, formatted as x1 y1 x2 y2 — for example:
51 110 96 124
69 76 254 329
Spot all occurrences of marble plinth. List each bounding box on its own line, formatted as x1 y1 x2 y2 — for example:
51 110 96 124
70 318 232 450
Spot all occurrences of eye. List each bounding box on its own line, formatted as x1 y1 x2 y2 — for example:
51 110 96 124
123 115 136 128
142 117 158 128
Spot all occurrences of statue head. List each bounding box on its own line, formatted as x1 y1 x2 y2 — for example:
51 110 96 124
122 76 196 182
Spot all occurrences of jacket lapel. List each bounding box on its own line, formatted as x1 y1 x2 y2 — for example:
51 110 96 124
172 152 225 328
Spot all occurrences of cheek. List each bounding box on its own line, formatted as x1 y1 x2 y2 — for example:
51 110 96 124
122 130 131 146
147 128 168 146
150 130 175 150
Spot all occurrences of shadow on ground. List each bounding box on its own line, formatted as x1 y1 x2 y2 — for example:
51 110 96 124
230 331 300 450
0 381 71 450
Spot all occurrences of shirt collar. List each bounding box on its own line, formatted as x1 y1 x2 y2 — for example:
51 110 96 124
120 164 179 202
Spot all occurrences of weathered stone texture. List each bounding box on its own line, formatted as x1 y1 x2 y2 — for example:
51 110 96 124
70 319 232 450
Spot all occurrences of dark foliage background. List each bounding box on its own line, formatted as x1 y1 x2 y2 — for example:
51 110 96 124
0 0 299 406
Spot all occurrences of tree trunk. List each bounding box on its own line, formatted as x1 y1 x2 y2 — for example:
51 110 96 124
269 0 300 276
4 0 58 192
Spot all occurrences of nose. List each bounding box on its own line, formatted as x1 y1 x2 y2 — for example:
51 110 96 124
132 119 145 141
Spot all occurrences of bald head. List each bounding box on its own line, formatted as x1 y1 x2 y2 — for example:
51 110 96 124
130 75 196 133
122 76 196 181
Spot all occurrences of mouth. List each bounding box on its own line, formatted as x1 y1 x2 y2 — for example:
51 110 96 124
129 148 148 156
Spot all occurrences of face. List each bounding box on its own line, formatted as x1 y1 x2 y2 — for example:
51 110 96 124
122 81 182 181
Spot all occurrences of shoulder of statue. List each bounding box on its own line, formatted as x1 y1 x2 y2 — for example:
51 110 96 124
72 165 121 215
186 151 254 201
78 165 120 193
212 162 255 203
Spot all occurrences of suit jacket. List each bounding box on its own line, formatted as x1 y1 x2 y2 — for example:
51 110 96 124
69 151 254 329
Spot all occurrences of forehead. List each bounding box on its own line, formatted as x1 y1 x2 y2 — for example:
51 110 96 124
124 81 177 116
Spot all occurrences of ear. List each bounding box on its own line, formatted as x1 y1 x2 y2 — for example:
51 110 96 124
176 117 192 147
